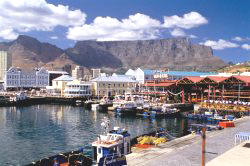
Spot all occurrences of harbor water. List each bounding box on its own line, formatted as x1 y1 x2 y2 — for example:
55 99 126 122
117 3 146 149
0 105 189 165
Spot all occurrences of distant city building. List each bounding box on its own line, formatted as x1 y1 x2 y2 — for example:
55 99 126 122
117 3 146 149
0 51 12 81
126 68 216 83
72 66 92 81
91 75 137 97
125 68 144 84
92 69 101 79
4 67 49 89
62 64 72 76
64 80 92 97
48 70 69 86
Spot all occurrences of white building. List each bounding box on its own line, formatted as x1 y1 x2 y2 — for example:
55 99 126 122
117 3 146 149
0 51 12 81
125 68 145 84
4 67 49 89
91 75 137 97
64 80 92 97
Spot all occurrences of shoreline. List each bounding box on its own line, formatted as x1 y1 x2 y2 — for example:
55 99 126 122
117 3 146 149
126 116 250 166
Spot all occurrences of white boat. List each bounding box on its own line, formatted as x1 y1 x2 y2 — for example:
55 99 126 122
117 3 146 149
91 104 100 111
92 118 131 165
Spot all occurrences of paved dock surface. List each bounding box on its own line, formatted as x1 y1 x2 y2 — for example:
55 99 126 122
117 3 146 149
126 116 250 166
206 141 250 166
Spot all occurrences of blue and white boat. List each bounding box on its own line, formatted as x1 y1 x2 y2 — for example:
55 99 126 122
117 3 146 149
92 118 131 165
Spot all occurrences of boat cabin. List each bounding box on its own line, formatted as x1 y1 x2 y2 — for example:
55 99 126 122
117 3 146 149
92 127 131 164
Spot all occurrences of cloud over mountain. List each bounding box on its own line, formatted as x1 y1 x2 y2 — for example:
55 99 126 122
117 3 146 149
200 39 239 50
67 12 207 41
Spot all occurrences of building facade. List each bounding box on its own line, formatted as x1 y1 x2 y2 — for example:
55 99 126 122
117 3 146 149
48 71 69 86
50 75 74 96
91 75 137 97
0 51 12 81
72 66 92 81
92 69 101 79
64 80 92 97
4 67 49 89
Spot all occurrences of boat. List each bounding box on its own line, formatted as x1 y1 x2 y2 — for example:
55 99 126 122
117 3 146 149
92 118 131 165
27 149 92 166
91 103 100 111
115 101 137 115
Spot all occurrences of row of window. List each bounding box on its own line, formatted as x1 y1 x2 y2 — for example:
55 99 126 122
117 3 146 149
98 83 134 88
67 85 90 89
98 90 126 94
7 81 48 86
66 91 91 94
7 75 48 79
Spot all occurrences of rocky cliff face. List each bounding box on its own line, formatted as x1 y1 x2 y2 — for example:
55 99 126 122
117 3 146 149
69 38 225 71
0 35 226 71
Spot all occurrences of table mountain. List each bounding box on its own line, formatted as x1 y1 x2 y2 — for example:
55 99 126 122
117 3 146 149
0 35 226 71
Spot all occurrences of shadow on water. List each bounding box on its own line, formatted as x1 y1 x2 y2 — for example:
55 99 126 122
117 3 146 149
0 105 189 165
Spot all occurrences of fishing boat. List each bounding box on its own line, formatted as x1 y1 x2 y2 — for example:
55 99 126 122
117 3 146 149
92 118 131 165
115 101 137 115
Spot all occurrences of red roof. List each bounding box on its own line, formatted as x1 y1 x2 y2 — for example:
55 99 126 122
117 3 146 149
185 76 204 83
144 80 176 87
232 76 250 84
206 76 228 83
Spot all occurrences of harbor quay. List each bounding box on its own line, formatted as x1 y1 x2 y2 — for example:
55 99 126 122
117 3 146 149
126 116 250 166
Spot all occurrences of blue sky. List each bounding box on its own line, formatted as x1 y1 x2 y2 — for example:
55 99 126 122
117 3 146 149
0 0 250 63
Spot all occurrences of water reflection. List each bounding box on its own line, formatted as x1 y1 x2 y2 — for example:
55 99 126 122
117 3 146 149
0 105 188 165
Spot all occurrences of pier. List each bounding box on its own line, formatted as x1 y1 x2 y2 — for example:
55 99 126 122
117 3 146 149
126 116 250 166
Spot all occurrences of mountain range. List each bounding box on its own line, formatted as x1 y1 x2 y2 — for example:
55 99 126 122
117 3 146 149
0 35 226 72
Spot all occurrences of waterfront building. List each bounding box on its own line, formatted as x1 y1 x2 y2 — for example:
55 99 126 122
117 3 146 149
48 70 68 86
72 66 92 81
4 67 49 90
92 68 101 79
64 80 92 97
91 75 137 97
50 75 74 96
125 68 215 83
125 68 144 84
0 51 12 81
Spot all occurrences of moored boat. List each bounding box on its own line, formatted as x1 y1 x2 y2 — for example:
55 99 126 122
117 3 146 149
92 118 131 165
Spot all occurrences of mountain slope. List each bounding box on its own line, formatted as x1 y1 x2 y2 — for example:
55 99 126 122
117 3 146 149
67 38 225 71
0 35 226 71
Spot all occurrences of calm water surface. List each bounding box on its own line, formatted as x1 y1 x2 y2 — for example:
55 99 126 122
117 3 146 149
0 105 188 165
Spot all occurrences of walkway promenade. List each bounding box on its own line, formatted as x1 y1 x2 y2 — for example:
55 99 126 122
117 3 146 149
126 116 250 166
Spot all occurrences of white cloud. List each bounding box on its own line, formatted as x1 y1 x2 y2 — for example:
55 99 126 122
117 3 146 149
67 13 162 41
232 36 243 42
170 28 186 37
67 12 205 41
242 44 250 50
163 12 208 29
189 35 197 39
200 39 239 50
0 27 18 40
0 0 86 40
50 36 58 40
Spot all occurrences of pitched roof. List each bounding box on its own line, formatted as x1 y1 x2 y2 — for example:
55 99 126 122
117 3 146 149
185 76 204 83
233 76 250 84
91 75 137 83
206 76 228 83
53 75 73 81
